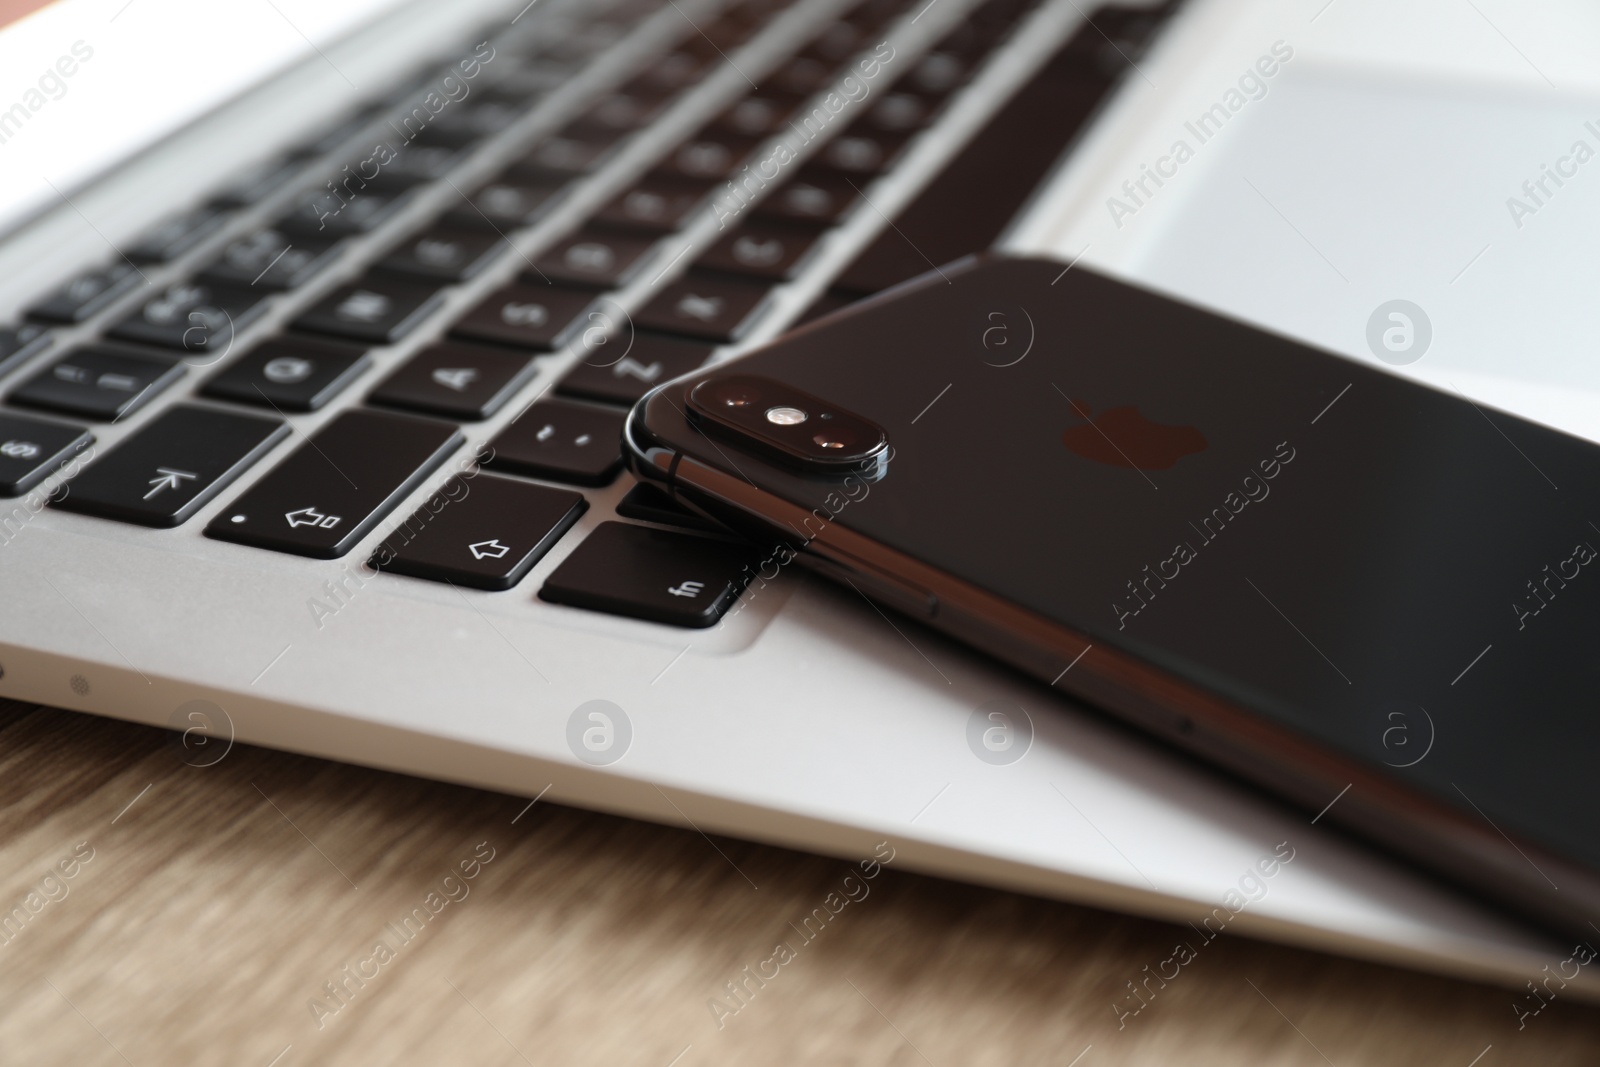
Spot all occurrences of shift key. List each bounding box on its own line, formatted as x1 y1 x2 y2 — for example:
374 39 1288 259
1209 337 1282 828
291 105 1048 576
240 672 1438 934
206 409 463 559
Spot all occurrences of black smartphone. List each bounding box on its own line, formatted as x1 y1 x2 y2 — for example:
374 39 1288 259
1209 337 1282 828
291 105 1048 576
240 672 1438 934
625 254 1600 938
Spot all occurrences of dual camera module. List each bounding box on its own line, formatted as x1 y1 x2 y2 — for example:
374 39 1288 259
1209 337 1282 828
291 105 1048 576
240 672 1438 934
687 374 888 472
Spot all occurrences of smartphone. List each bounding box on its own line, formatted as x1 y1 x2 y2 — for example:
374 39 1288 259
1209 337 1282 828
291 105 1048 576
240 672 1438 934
625 254 1600 937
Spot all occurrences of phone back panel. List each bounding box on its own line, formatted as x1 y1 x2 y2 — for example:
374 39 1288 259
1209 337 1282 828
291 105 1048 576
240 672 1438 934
633 255 1600 877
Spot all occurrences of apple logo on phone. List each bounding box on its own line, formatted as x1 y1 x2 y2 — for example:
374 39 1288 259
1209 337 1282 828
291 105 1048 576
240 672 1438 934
1061 400 1206 471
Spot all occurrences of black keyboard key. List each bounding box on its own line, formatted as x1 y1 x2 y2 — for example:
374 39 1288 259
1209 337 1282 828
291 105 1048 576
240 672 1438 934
659 132 762 181
834 28 1120 296
107 281 270 357
713 91 805 137
368 341 535 420
568 93 669 137
700 220 824 281
861 92 937 134
203 337 370 412
26 263 145 324
210 156 304 208
555 331 711 406
769 55 835 96
199 229 345 291
614 481 722 534
812 129 912 177
754 170 861 226
450 283 594 351
126 208 228 263
206 409 462 559
279 188 415 238
624 50 711 94
0 413 92 497
376 226 508 283
635 271 770 343
447 179 567 230
539 521 757 627
53 405 287 527
373 473 586 590
10 346 182 421
0 324 50 377
511 131 621 178
428 99 527 141
594 176 711 234
484 399 624 486
294 279 445 345
532 230 657 289
363 140 470 187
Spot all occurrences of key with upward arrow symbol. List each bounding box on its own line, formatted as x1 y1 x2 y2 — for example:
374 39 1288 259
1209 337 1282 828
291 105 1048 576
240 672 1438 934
53 405 286 528
143 468 196 499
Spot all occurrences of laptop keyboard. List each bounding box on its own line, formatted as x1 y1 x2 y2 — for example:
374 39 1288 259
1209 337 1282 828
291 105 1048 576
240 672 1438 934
0 0 1173 629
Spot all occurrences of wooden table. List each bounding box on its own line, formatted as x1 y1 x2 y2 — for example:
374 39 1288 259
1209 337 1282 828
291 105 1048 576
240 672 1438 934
1 698 1595 1066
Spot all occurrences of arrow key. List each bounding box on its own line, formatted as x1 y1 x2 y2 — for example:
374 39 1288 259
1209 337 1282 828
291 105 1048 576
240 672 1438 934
53 405 287 527
368 341 536 421
373 473 586 590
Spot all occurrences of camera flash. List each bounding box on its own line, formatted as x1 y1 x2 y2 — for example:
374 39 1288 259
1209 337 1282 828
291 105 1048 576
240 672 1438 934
765 406 807 426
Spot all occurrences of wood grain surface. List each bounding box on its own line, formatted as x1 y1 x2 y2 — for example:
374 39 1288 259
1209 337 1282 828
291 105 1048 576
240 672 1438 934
0 697 1596 1066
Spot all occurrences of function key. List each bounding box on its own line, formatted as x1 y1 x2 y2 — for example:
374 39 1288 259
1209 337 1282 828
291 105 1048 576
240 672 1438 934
447 178 567 230
484 399 625 486
126 207 229 263
532 230 657 289
294 279 445 345
555 331 711 406
10 346 183 422
107 281 271 357
368 341 535 420
754 169 861 225
450 282 595 351
635 271 771 343
376 226 509 283
52 405 287 528
539 521 758 628
0 324 51 377
0 413 92 497
206 409 463 559
203 337 370 412
373 473 586 591
25 262 145 324
699 220 824 281
593 175 712 234
199 229 345 292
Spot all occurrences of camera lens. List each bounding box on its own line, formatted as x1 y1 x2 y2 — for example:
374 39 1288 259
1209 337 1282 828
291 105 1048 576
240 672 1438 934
765 406 808 425
813 426 857 450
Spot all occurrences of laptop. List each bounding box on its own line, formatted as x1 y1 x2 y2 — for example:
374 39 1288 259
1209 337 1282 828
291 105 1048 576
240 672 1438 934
3 0 1596 997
